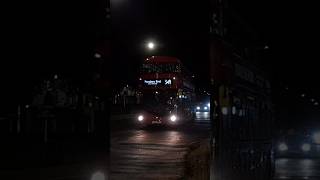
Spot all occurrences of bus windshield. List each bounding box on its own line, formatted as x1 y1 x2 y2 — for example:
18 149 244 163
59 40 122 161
140 92 176 115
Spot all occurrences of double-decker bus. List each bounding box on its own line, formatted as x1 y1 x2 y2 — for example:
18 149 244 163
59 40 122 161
136 56 195 127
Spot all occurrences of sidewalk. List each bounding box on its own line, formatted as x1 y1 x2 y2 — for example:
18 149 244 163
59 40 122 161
185 139 212 180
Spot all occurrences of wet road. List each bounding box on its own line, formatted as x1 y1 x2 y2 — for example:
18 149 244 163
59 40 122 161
110 112 211 180
274 158 320 180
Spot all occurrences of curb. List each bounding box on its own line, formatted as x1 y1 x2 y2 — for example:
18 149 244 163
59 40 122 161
184 139 211 180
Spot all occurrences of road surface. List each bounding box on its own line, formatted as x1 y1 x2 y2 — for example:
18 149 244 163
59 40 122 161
110 112 211 180
274 158 320 180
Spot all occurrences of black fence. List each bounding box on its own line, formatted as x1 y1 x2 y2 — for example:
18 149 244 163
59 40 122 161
0 102 110 169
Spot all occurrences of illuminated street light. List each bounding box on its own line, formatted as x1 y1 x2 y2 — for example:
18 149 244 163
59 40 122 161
311 99 315 102
301 94 306 97
147 42 155 50
138 115 144 122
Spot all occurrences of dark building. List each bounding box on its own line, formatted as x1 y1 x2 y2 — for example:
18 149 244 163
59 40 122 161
208 1 274 180
0 0 111 171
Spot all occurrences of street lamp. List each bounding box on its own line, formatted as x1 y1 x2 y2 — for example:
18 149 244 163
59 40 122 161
147 42 155 50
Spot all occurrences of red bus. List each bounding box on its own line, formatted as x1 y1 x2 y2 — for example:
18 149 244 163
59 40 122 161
136 56 195 127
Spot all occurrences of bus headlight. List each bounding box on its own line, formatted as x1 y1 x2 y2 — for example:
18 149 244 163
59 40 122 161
302 143 311 152
138 115 144 122
278 143 288 151
196 106 200 110
170 115 177 122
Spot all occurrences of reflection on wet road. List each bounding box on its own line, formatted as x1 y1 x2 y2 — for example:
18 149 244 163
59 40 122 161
274 158 320 180
110 112 211 180
194 112 210 124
